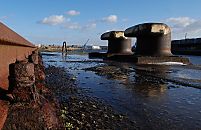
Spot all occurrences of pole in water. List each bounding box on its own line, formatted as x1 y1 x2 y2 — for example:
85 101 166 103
62 41 67 54
185 33 187 40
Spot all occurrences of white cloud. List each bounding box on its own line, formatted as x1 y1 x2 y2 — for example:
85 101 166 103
40 15 65 25
165 17 201 39
63 22 81 30
63 22 97 31
82 23 96 30
165 17 195 28
39 12 96 31
67 10 80 16
102 15 118 23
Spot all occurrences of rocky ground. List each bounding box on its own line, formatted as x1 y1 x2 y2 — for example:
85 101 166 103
2 56 63 130
85 63 201 89
2 55 138 129
45 66 138 129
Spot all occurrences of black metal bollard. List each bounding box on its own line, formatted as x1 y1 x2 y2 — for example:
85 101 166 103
101 31 133 55
125 23 172 56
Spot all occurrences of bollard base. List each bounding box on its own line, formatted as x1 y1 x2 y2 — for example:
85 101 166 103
88 52 190 65
88 52 133 59
131 56 190 65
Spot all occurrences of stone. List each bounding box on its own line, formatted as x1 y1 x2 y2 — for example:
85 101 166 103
12 62 36 102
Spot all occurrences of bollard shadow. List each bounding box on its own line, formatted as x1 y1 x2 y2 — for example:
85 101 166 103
0 63 17 103
8 63 16 92
0 87 12 102
0 63 17 102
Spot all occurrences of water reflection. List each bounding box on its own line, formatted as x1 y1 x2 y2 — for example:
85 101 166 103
62 53 67 61
96 63 170 98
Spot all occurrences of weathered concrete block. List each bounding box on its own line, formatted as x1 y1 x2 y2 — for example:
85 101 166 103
14 62 35 85
12 62 36 102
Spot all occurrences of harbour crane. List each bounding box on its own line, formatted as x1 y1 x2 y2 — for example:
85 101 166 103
83 39 90 50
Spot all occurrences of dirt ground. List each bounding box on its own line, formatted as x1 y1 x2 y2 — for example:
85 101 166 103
45 66 138 129
2 64 137 130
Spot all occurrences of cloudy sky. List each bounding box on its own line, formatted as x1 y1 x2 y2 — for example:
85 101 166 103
1 0 201 45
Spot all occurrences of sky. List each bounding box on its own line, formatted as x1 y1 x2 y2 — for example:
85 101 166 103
1 0 201 46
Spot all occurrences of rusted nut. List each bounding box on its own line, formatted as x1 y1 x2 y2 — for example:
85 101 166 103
101 31 133 54
125 23 172 56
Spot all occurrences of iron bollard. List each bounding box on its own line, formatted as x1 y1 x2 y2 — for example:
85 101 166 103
101 31 133 55
125 23 172 56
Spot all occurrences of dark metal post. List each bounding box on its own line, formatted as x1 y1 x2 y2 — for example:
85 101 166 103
62 41 67 54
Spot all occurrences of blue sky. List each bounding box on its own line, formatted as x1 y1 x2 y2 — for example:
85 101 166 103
1 0 201 45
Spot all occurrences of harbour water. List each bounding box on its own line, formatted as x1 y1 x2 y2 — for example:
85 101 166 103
43 52 201 129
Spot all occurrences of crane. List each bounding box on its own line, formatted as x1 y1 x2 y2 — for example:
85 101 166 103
83 39 90 50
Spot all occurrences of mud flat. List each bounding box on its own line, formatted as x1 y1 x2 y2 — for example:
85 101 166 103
25 51 200 130
45 66 137 129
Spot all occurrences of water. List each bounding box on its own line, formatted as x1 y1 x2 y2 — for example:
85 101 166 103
42 52 201 130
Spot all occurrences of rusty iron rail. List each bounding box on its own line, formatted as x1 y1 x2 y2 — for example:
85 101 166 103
0 22 36 90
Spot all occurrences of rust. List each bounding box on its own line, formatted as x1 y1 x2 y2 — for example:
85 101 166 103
0 100 8 130
0 22 36 90
0 22 35 47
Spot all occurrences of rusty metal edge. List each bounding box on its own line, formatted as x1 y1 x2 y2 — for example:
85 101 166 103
0 39 36 48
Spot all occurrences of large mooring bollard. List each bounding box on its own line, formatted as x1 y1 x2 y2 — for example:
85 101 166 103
125 23 172 56
101 31 133 55
89 23 190 64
